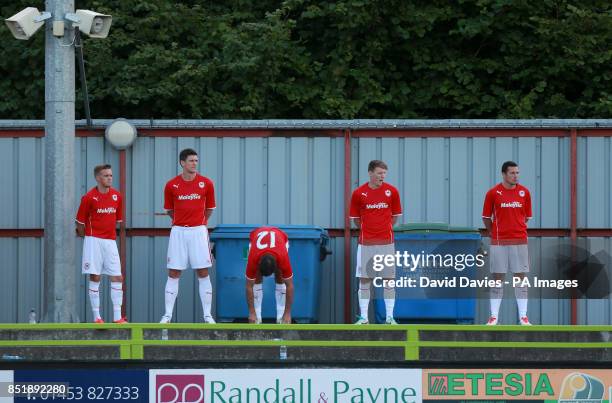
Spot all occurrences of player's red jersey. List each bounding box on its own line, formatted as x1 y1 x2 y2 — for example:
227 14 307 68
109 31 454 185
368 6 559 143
482 183 532 244
164 174 216 227
349 182 402 245
75 187 123 240
245 227 293 280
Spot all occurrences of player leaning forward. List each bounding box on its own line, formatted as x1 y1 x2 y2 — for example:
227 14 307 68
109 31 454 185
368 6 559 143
482 161 533 326
350 160 402 325
76 164 127 324
160 148 217 324
245 226 294 324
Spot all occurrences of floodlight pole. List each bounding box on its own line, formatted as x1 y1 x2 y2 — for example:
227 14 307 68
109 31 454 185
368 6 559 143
42 0 79 322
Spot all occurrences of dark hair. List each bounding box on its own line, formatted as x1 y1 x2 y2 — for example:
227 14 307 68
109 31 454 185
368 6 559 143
501 161 518 173
179 148 198 162
259 254 277 277
93 164 112 177
368 160 388 172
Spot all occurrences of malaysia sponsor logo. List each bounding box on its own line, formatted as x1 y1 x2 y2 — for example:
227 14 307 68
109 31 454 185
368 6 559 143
199 182 205 188
97 207 117 214
112 194 118 201
178 193 202 201
519 190 525 197
366 202 389 209
385 189 391 197
501 201 522 208
559 373 605 402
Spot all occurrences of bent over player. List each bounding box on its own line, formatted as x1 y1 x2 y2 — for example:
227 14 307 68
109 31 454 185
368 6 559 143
160 148 216 324
482 161 533 325
76 164 127 324
245 226 294 324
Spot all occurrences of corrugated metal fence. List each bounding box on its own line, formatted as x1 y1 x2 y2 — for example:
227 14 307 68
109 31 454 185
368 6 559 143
0 120 611 324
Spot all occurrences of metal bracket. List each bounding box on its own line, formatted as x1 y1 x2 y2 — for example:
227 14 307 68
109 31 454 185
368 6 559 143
33 11 52 23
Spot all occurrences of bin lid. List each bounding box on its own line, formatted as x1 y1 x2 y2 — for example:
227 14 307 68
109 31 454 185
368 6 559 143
210 224 329 240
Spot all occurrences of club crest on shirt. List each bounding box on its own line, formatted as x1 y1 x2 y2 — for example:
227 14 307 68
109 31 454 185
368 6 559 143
519 190 525 197
112 194 118 201
199 182 205 188
385 189 391 197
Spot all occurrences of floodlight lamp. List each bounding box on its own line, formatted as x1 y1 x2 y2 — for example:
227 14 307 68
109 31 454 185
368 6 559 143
105 119 137 150
4 7 46 40
74 9 111 38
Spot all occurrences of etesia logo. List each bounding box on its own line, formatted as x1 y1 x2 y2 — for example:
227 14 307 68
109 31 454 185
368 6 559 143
156 374 205 403
366 202 389 209
500 201 522 208
559 373 604 402
97 207 116 214
178 194 202 201
428 372 554 397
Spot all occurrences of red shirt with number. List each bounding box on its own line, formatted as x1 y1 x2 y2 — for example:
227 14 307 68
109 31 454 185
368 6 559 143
245 227 293 280
164 174 216 227
482 183 532 245
349 182 402 245
75 187 123 240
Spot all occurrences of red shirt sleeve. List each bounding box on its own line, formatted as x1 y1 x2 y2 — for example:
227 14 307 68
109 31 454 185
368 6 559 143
525 189 533 219
75 195 90 224
116 193 124 222
206 178 216 210
391 187 402 216
279 254 293 279
164 182 173 211
482 189 495 219
349 189 360 218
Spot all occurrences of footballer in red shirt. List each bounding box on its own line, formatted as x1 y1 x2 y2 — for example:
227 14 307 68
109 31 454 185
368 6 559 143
482 161 533 326
75 164 126 324
349 160 402 325
160 148 217 324
245 227 294 324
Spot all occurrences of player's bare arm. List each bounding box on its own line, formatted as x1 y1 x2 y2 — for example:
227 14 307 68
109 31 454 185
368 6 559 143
205 208 214 220
245 278 257 323
167 210 174 220
282 278 294 324
482 217 493 235
392 216 399 225
352 218 361 229
76 222 85 237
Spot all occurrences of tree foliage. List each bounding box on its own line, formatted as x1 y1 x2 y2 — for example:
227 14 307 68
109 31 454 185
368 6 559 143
0 0 610 119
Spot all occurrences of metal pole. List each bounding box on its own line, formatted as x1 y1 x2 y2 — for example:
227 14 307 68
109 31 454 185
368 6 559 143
43 0 79 322
119 150 127 319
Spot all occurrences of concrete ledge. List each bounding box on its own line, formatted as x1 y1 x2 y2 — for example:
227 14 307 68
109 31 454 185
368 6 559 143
420 330 612 343
143 346 405 362
420 347 612 362
0 346 120 361
0 329 130 341
143 329 406 341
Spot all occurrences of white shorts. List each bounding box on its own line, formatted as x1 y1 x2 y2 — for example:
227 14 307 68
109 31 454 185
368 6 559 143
167 225 212 270
82 236 121 276
490 244 530 274
355 243 396 278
